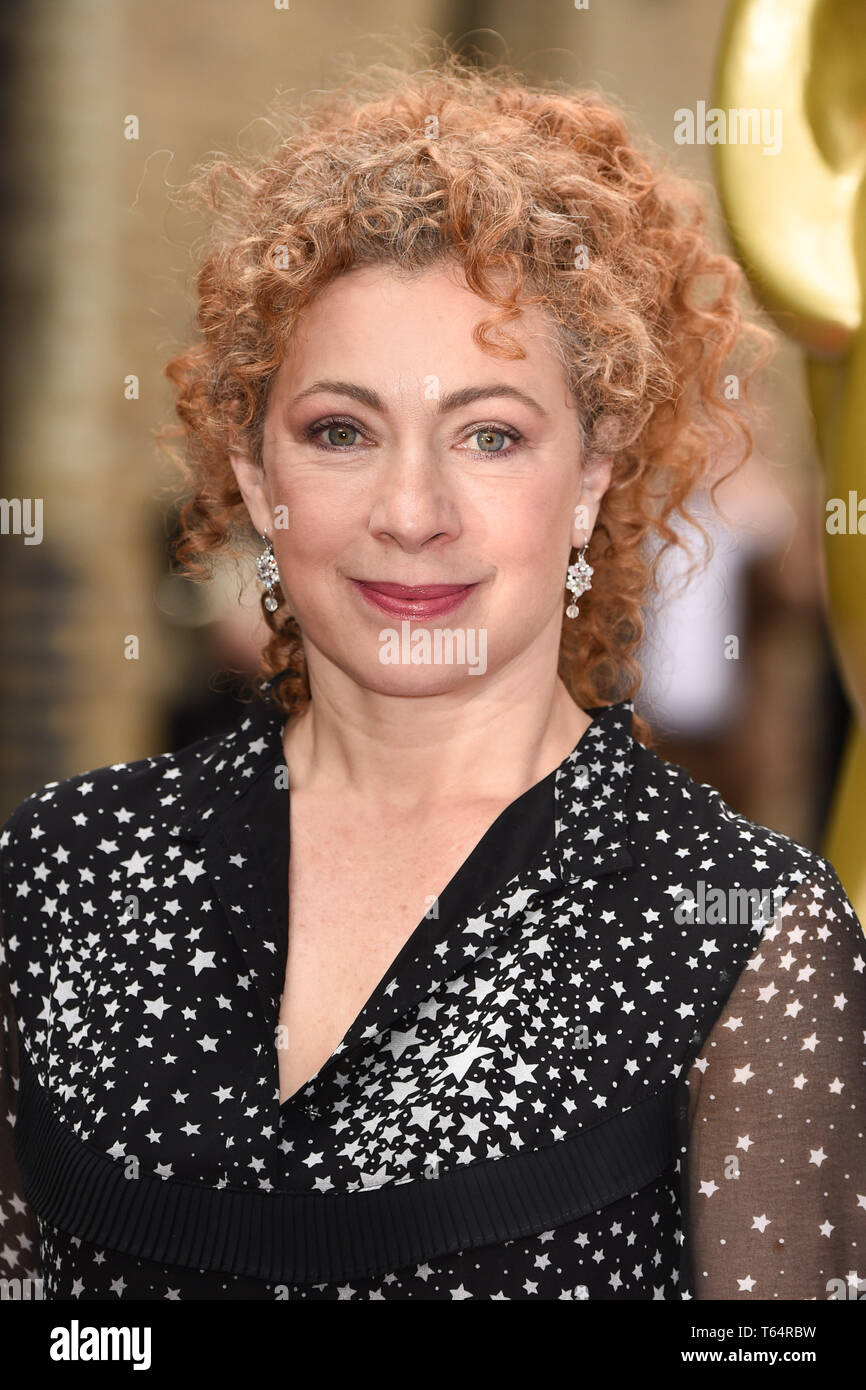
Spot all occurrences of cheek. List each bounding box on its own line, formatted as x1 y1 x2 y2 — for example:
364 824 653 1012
488 482 571 567
269 474 360 570
486 486 573 627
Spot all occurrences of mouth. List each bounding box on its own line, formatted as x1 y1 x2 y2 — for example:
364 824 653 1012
350 579 479 620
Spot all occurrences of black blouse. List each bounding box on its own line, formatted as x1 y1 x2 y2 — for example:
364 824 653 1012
1 687 864 1301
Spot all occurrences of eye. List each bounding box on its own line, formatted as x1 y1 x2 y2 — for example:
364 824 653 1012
301 416 368 451
301 416 523 456
461 424 522 456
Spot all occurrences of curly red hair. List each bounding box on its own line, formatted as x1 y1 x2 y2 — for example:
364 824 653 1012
158 48 775 748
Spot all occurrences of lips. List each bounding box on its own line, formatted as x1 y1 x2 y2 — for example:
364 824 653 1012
351 579 478 619
357 582 471 599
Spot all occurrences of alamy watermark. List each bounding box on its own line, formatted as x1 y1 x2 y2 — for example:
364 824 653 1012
49 1320 151 1370
378 621 487 675
0 497 42 544
674 102 782 156
673 881 788 926
1 1275 44 1299
826 490 866 534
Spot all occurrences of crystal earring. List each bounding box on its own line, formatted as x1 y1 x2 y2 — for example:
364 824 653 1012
255 529 281 612
565 542 593 619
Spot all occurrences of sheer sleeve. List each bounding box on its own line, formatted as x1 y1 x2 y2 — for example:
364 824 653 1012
0 814 43 1288
685 857 866 1300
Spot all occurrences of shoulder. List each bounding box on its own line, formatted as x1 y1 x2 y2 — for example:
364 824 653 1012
629 738 822 878
0 706 268 896
0 707 282 1008
621 737 863 1043
1 748 179 856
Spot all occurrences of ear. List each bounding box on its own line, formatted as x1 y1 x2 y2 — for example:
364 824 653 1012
229 449 271 537
572 451 614 547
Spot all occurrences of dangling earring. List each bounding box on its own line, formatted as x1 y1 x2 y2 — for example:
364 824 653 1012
565 541 593 619
255 528 281 612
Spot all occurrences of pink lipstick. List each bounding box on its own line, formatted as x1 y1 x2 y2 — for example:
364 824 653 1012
351 580 478 620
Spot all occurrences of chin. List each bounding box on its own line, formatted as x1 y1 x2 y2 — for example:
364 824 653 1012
355 664 490 696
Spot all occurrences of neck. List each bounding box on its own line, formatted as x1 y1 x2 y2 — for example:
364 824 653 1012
280 641 592 815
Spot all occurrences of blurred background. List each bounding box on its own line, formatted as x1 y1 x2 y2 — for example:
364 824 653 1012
0 0 853 850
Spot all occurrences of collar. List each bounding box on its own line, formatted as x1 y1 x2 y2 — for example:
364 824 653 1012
175 684 637 883
172 681 639 1041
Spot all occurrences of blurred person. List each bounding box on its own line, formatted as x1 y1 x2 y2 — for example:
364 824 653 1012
638 445 845 842
164 549 274 749
635 449 792 811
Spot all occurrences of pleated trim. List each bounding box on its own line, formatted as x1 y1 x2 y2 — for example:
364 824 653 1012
15 1063 678 1284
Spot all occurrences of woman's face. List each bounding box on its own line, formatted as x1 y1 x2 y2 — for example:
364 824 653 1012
231 261 612 698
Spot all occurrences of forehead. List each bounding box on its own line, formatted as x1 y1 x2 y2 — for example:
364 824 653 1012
277 261 562 386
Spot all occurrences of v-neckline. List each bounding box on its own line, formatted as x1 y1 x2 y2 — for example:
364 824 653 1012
277 754 562 1110
175 692 638 1114
276 710 620 1111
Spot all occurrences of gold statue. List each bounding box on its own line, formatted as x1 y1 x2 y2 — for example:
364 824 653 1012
714 0 866 914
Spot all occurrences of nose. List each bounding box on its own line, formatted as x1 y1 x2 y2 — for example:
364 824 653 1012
366 445 461 551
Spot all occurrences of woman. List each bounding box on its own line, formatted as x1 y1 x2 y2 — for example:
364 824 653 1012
1 55 864 1302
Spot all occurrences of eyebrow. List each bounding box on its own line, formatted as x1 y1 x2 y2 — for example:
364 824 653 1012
287 379 549 418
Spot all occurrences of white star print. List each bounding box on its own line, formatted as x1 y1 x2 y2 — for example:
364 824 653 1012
0 697 861 1305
